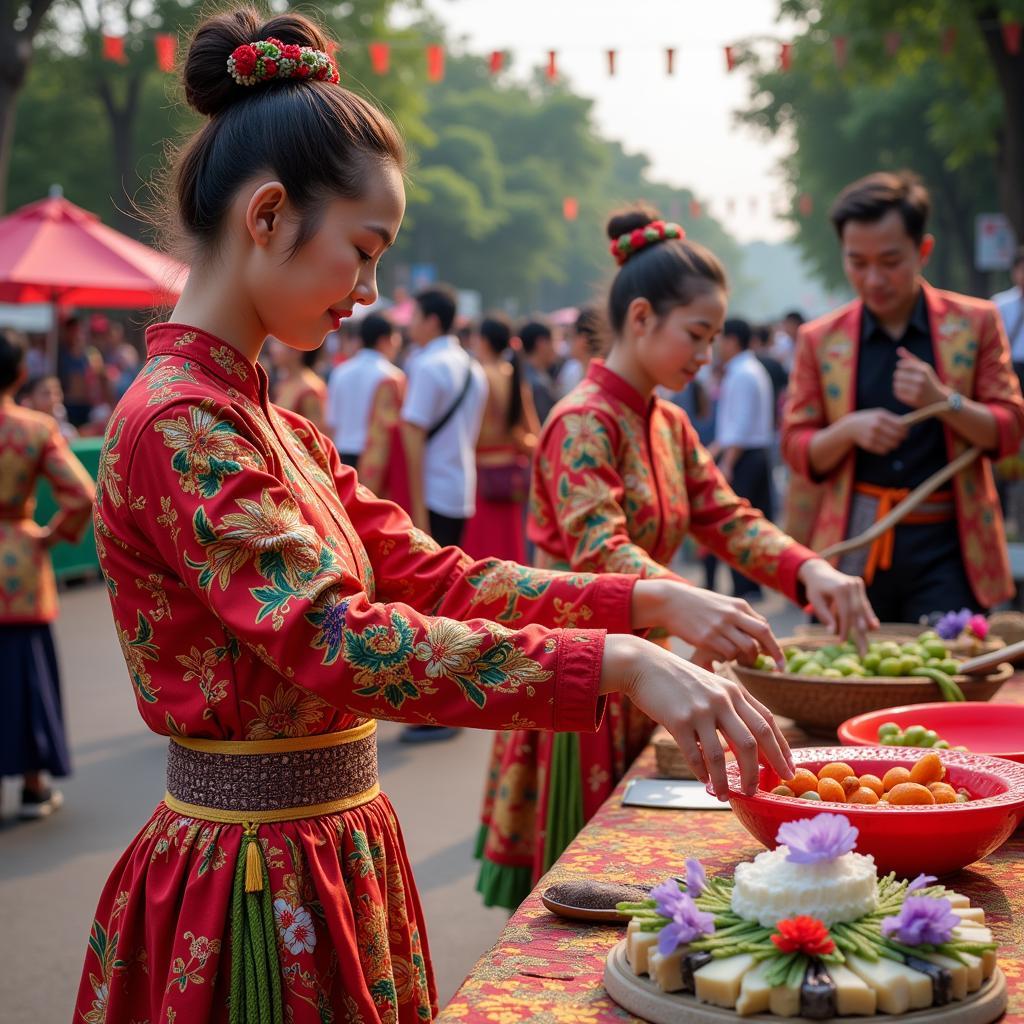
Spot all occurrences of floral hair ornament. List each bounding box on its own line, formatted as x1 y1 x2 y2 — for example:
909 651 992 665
227 37 340 87
610 220 686 266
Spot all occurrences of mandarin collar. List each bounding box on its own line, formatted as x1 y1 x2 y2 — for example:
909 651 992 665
585 360 654 417
145 323 265 403
861 289 929 343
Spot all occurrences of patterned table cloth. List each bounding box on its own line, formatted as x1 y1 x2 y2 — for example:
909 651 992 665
440 677 1024 1023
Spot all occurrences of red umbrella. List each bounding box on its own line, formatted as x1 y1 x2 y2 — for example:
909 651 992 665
0 193 187 307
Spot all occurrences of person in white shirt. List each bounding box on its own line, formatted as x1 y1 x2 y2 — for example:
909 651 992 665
400 285 487 548
770 310 804 372
992 247 1024 391
325 313 405 497
709 317 776 599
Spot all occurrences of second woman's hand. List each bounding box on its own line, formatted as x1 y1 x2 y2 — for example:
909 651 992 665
797 558 879 652
632 578 785 667
600 634 795 799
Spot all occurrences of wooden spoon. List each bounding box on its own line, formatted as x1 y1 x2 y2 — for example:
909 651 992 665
957 639 1024 676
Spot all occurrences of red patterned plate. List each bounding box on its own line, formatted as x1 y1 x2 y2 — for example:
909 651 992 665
721 746 1024 877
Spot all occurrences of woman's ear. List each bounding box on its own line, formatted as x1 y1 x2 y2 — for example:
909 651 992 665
244 181 288 247
625 297 654 337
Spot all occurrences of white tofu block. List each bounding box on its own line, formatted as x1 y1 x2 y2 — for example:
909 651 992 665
952 906 986 924
735 959 773 1017
768 978 801 1018
959 951 983 992
626 928 660 976
921 952 968 1001
951 926 998 977
694 954 755 1008
648 949 685 993
829 962 877 1016
944 890 971 908
846 954 932 1013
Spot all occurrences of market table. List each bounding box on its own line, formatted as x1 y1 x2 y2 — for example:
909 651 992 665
439 677 1024 1024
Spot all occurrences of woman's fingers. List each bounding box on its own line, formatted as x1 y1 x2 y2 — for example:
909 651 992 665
724 625 760 665
696 717 733 799
736 611 785 664
672 727 710 785
732 693 794 780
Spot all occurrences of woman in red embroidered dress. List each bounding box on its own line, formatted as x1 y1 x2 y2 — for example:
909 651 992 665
75 17 798 1023
477 206 879 909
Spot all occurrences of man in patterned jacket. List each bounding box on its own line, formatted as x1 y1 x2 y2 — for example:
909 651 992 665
782 171 1024 621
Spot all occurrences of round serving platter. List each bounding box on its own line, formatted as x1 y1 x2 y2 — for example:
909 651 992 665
602 940 1008 1024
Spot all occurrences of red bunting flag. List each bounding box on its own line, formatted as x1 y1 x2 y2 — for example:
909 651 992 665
563 197 579 221
102 34 127 64
884 31 901 57
941 27 958 55
724 45 736 72
154 33 175 72
426 44 444 82
689 199 702 219
369 42 390 75
798 193 814 217
665 48 675 75
1003 22 1022 56
779 42 793 71
606 49 616 76
547 50 558 80
489 50 504 74
833 35 848 69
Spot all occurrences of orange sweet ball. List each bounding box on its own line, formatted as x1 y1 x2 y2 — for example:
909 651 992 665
909 753 946 786
928 782 958 804
817 777 847 802
858 774 885 797
882 766 912 791
840 775 862 796
848 786 880 805
887 782 936 805
784 768 820 796
818 762 856 782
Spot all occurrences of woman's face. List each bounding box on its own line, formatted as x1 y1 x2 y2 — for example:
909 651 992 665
634 287 726 392
247 162 406 353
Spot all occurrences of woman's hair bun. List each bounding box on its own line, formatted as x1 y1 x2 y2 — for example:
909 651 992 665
183 7 330 117
606 203 662 242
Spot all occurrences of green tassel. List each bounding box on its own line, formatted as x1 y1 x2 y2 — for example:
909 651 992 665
542 732 584 873
229 825 284 1024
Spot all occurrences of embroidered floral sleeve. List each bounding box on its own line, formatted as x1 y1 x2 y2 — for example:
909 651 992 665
681 416 812 603
124 399 623 732
531 408 679 579
975 306 1024 458
357 376 402 495
40 419 95 543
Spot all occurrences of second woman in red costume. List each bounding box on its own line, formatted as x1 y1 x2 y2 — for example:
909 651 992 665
477 205 879 909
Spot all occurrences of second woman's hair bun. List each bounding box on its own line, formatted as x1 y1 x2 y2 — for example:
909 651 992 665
605 204 662 242
183 8 330 117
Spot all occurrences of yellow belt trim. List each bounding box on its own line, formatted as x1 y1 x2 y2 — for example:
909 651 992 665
163 782 381 824
169 719 376 755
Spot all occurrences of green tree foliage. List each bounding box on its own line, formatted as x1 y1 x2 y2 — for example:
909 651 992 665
740 0 1024 294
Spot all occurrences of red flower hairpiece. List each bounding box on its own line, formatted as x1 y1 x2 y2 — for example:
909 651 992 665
228 38 340 87
609 220 686 266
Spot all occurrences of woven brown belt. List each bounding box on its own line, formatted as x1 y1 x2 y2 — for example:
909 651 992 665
163 720 379 823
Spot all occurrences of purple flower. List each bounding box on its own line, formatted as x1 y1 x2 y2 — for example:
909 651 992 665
936 608 972 640
650 881 715 956
777 813 859 865
907 873 938 893
685 858 707 896
881 897 960 946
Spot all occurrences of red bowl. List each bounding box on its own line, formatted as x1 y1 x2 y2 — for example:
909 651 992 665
838 702 1024 763
723 746 1024 878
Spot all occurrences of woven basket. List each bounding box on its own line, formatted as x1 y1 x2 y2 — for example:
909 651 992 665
730 635 1014 737
791 622 1003 657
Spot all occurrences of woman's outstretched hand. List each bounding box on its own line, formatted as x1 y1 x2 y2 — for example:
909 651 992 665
797 558 879 653
632 578 785 669
600 634 795 800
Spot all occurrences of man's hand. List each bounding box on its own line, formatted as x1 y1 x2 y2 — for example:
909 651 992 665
893 346 947 410
845 408 908 455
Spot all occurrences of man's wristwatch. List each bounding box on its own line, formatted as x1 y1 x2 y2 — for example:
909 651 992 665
947 390 964 413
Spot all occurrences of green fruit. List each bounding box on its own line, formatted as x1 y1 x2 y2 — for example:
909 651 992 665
862 654 881 674
799 791 823 801
831 657 860 675
923 641 948 659
918 630 939 641
901 655 924 674
934 740 951 749
798 661 825 676
840 642 857 655
783 646 803 661
901 643 926 658
755 654 776 671
878 642 902 658
922 730 940 747
939 660 960 676
820 644 842 662
902 725 927 746
879 735 898 745
879 657 904 677
878 722 900 738
788 652 811 672
821 668 844 679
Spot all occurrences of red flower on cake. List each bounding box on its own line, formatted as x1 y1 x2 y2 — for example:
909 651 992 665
231 45 257 77
771 916 835 956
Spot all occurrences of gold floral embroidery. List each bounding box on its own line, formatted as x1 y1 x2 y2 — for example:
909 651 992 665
136 573 173 621
210 345 250 381
242 682 329 739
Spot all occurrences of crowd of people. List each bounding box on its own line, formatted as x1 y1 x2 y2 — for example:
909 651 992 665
2 8 1024 1023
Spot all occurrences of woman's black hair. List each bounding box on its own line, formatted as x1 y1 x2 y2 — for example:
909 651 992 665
574 306 605 357
479 315 524 431
605 203 727 335
166 7 405 261
0 332 25 392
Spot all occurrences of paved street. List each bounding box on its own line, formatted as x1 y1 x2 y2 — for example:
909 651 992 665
0 572 803 1022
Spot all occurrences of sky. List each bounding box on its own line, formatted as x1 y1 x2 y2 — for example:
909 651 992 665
420 0 795 244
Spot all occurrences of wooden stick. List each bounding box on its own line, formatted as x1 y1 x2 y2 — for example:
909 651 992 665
899 400 951 428
819 446 981 561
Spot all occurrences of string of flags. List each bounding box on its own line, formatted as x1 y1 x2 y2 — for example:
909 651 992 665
101 24 1024 77
560 193 816 223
